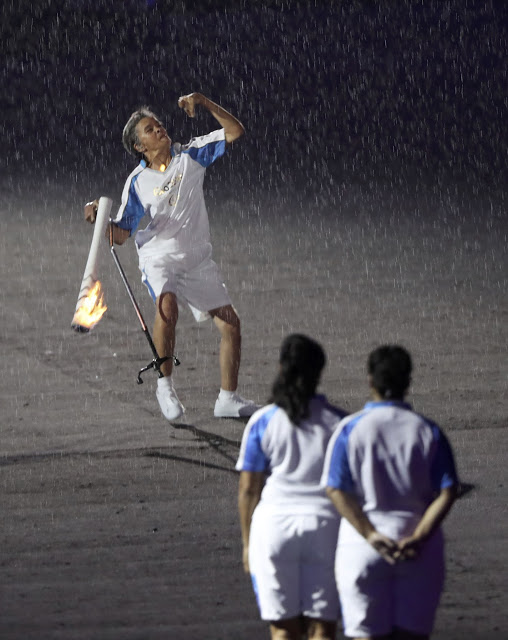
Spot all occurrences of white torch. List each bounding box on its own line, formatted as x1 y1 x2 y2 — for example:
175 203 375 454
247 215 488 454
71 196 113 332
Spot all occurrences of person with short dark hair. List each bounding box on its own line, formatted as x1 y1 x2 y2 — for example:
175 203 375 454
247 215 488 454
85 93 258 420
237 334 348 640
323 345 459 640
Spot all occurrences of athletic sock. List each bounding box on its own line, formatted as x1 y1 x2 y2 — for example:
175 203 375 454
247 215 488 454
158 376 174 389
218 388 236 400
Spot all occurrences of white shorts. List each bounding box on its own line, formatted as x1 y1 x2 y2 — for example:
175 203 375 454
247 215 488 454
336 521 445 637
139 243 232 322
249 504 340 622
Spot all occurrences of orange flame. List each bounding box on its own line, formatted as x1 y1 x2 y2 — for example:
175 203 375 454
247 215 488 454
73 281 107 330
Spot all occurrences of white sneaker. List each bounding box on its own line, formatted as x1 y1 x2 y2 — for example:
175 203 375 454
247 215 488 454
156 377 185 421
214 392 260 418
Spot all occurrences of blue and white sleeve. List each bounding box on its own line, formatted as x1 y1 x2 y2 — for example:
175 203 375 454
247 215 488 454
235 407 276 473
113 172 146 235
430 425 459 491
182 129 227 168
321 418 358 491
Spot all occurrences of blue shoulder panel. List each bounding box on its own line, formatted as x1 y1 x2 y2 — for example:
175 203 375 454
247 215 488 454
240 406 278 473
116 173 145 234
184 139 226 168
326 414 364 491
428 422 459 491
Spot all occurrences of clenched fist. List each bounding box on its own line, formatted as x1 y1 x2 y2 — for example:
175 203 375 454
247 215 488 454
178 93 205 118
84 199 99 224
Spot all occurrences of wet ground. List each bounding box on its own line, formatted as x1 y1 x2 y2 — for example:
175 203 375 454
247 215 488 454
1 181 506 638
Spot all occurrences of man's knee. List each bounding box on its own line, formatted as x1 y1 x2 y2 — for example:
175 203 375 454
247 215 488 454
226 315 241 336
212 305 241 334
157 292 178 325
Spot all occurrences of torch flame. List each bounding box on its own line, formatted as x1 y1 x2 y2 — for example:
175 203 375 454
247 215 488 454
72 280 107 331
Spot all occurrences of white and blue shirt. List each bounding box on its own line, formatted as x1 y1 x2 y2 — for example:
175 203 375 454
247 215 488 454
236 395 348 517
113 129 226 258
322 401 458 528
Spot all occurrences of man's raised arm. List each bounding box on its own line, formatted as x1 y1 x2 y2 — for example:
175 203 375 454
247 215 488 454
178 92 245 143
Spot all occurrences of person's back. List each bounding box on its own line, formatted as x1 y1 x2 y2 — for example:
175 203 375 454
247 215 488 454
244 396 346 515
237 334 346 640
323 345 459 639
331 399 456 541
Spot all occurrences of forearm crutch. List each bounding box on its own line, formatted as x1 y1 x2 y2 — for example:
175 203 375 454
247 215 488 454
108 222 180 384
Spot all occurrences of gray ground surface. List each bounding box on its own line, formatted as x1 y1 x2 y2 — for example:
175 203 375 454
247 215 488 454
1 182 507 639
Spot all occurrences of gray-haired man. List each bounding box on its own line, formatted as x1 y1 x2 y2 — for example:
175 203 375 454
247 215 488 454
85 93 258 421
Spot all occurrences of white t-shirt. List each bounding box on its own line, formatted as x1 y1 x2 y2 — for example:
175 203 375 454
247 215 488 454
322 400 458 537
236 395 348 517
114 129 226 258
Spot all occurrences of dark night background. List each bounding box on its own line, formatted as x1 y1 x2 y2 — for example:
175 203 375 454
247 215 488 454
2 0 507 208
1 4 507 638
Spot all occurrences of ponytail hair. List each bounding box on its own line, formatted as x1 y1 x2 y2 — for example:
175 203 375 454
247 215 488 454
270 334 326 425
368 345 412 400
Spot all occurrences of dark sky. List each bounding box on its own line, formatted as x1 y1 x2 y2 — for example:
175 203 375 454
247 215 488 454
2 0 507 198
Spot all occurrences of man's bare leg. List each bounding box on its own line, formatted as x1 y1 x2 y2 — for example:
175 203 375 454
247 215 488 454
154 292 179 377
210 304 241 391
153 292 184 421
211 305 258 417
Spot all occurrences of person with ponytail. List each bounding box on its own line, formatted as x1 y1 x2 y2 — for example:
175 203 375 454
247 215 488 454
236 334 348 640
322 345 460 640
